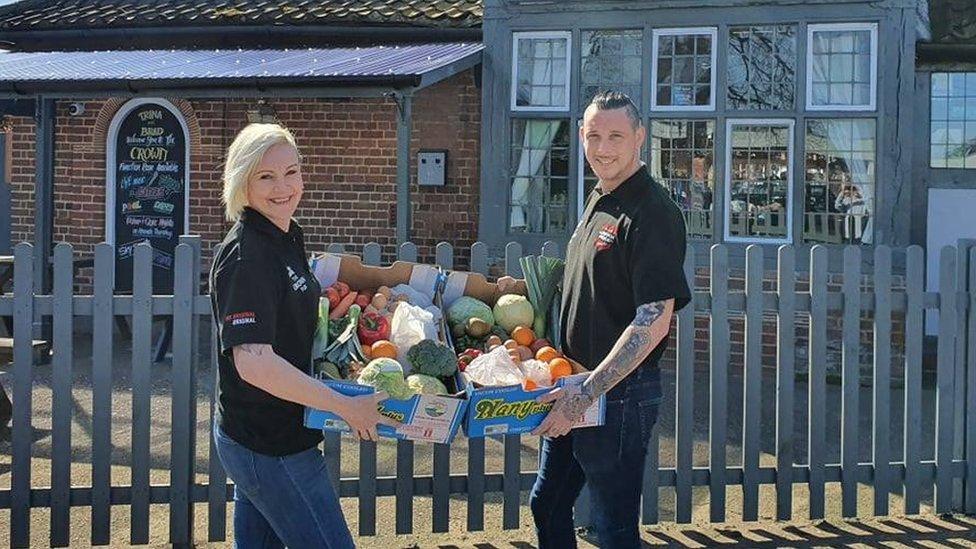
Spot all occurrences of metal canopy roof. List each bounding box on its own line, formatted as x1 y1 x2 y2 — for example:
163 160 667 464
0 42 483 96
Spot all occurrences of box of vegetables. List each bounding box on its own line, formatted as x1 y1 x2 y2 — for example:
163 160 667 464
442 255 605 438
302 253 468 444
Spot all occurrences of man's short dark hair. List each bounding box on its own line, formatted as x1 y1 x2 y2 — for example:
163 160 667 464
586 91 642 129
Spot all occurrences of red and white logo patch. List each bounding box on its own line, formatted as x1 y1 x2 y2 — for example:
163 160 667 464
225 311 257 326
594 224 618 251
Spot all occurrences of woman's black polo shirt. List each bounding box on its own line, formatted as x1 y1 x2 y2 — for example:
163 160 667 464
210 207 323 456
560 166 692 401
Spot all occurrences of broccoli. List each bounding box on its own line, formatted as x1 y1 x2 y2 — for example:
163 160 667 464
406 340 458 378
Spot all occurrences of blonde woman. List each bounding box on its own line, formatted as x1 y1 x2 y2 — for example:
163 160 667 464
210 123 394 548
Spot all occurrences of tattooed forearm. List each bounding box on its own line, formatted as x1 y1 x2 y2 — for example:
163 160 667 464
579 300 669 402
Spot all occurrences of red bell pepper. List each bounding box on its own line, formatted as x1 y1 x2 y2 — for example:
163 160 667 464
357 311 390 347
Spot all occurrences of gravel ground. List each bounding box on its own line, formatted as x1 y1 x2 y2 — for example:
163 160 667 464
0 325 963 547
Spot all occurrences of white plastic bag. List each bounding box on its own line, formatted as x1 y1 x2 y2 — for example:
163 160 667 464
519 359 553 388
465 346 524 387
390 302 438 373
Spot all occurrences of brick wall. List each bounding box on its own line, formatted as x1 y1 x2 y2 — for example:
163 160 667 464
4 69 482 287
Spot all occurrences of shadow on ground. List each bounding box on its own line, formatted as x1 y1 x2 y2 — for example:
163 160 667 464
414 515 976 548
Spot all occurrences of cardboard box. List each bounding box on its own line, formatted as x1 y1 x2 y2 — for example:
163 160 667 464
462 373 606 438
305 376 468 444
306 253 466 444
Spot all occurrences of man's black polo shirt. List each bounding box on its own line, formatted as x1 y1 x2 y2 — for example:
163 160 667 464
560 165 691 402
210 207 323 456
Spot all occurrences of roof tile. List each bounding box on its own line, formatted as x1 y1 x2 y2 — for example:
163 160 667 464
0 0 483 31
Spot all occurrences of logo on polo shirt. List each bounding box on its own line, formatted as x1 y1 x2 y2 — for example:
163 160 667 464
286 265 309 293
225 311 257 326
594 224 618 251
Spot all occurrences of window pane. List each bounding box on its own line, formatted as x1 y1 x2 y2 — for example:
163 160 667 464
580 30 642 110
728 124 791 240
651 120 716 238
728 25 796 110
656 31 714 107
515 35 570 108
510 120 570 234
804 119 875 244
809 27 875 107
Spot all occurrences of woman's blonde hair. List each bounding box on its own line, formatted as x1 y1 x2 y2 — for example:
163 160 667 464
222 123 299 221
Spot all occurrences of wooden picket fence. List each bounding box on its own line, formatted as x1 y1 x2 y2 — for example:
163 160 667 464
0 237 974 547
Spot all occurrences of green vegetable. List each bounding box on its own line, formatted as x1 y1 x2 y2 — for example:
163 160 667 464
406 374 449 395
316 361 342 380
489 324 509 340
446 296 494 329
322 304 366 379
357 358 416 399
519 255 565 338
312 297 331 362
492 294 535 333
406 339 458 378
452 334 484 355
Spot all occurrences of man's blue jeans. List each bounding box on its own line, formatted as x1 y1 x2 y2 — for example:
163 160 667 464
214 426 354 549
529 366 661 549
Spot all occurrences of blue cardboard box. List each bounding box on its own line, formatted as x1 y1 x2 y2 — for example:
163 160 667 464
305 379 468 444
462 373 606 437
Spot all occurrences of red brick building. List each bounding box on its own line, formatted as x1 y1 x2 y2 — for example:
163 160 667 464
0 1 486 280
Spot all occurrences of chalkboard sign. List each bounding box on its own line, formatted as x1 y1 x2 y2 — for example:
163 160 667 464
111 102 187 292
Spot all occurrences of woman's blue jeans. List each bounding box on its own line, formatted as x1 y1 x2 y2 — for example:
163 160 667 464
214 426 354 549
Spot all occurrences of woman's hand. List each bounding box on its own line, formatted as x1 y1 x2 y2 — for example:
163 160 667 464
335 392 401 442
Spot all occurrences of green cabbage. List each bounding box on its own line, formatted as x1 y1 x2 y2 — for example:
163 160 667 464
446 296 494 328
357 358 416 400
406 374 449 395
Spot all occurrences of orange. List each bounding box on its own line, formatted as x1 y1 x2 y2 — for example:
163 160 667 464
362 345 373 360
535 346 559 363
512 326 535 347
524 379 538 391
548 358 572 381
370 340 398 360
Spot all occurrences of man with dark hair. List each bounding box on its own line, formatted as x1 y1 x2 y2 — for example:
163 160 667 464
529 90 691 548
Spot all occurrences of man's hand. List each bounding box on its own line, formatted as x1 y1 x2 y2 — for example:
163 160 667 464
531 383 594 438
336 391 401 442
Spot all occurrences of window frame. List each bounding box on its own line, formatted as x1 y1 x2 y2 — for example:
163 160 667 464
723 118 796 245
928 71 976 169
805 22 878 112
650 27 718 112
511 31 574 113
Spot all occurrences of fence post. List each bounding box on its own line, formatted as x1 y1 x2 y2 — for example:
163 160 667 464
10 242 34 548
955 238 975 512
966 246 976 514
170 240 198 547
935 246 957 514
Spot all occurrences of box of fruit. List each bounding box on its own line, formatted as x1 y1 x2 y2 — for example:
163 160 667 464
303 253 468 444
441 256 605 437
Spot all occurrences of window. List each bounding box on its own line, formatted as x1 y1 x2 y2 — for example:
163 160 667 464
650 120 715 238
651 28 717 111
509 120 570 234
930 72 976 168
728 25 797 110
512 32 572 111
725 120 794 243
804 119 876 244
580 30 642 111
807 23 877 111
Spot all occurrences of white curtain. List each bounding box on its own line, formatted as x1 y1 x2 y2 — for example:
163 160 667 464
511 39 561 232
511 121 561 231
